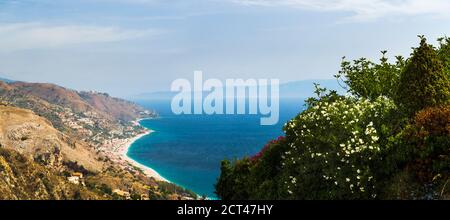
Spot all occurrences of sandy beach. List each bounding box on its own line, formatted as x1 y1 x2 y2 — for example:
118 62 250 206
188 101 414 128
117 128 170 182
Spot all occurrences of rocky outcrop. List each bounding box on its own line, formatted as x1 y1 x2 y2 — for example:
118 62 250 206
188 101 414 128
0 105 103 172
0 147 103 200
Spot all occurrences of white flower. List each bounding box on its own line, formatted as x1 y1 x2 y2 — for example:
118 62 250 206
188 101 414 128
371 136 379 142
346 178 350 182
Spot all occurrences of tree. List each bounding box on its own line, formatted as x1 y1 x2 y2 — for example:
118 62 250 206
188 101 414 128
395 36 450 115
335 51 405 100
437 37 450 78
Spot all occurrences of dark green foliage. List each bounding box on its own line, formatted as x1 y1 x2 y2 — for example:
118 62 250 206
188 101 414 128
131 193 141 200
98 183 113 195
148 190 164 200
215 159 252 200
437 37 450 78
73 191 82 200
215 137 288 200
395 36 450 115
384 105 450 199
62 160 93 176
157 181 198 199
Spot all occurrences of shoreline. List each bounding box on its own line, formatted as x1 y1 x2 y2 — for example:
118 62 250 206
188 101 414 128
118 127 170 183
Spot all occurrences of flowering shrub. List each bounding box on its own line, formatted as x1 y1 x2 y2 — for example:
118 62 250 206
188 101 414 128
250 136 285 162
281 96 397 199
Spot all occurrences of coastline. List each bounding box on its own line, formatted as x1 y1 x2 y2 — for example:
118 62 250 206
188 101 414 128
126 118 208 199
118 127 170 183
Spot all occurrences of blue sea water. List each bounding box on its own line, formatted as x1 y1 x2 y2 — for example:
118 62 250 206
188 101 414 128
127 99 305 198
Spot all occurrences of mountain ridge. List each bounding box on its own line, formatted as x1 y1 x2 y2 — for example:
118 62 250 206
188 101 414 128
132 79 345 100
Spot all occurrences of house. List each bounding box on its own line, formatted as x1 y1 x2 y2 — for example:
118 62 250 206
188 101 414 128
72 172 83 179
68 172 84 185
67 176 80 185
113 189 131 200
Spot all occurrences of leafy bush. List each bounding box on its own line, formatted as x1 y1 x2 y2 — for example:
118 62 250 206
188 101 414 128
335 52 404 100
403 105 449 182
384 105 450 199
215 137 288 200
438 37 450 78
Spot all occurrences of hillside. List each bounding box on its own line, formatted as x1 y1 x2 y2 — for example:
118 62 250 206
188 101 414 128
0 105 102 171
4 81 153 122
0 147 104 200
0 105 103 199
0 81 154 148
0 82 196 200
78 91 152 122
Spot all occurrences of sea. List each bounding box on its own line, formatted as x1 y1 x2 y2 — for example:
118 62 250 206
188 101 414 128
127 98 306 199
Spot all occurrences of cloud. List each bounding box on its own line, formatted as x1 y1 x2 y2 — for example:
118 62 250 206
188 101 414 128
230 0 450 21
0 22 159 51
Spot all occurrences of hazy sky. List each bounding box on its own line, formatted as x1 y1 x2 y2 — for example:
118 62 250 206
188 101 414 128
0 0 449 97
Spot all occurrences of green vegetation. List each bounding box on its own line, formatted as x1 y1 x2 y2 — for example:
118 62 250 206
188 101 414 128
157 181 199 199
216 36 450 200
336 51 405 100
395 36 450 115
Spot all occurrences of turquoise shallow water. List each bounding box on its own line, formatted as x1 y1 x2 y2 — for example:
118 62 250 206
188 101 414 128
127 99 305 198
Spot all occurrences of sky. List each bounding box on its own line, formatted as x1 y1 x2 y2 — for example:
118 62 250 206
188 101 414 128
0 0 449 97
